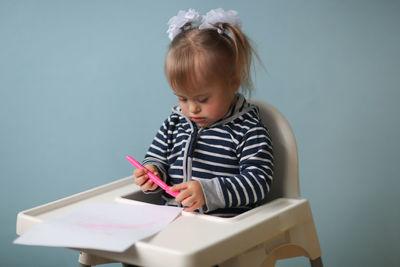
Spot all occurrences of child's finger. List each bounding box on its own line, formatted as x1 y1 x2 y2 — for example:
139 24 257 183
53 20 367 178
181 195 195 207
142 179 155 191
134 175 148 186
148 182 159 191
133 168 146 178
184 201 200 212
170 182 187 192
144 165 159 176
175 188 191 202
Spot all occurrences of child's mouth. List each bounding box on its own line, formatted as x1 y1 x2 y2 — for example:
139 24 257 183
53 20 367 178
191 117 206 123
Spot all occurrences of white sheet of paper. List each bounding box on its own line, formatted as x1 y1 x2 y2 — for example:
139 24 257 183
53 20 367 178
14 202 183 252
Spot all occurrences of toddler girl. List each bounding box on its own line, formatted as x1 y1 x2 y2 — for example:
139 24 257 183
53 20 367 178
134 8 273 217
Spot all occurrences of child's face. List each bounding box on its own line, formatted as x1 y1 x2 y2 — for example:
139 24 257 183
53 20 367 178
173 79 239 128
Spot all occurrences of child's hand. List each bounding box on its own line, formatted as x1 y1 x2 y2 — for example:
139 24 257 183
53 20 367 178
133 164 160 192
171 181 205 212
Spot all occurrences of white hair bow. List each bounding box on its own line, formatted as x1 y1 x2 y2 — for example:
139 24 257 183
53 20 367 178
167 8 242 40
167 9 202 40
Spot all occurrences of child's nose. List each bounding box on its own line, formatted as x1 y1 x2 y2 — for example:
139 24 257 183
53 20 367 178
189 103 201 114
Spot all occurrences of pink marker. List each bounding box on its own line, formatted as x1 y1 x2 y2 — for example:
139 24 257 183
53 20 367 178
126 155 179 198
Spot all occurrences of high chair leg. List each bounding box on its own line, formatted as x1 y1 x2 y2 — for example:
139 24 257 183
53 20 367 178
310 257 323 267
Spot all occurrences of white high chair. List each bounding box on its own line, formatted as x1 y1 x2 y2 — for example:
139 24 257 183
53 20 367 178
16 100 323 267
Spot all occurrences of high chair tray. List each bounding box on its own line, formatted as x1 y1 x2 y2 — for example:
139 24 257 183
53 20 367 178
16 176 312 267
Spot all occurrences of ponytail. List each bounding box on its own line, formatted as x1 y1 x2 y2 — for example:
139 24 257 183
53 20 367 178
223 24 254 95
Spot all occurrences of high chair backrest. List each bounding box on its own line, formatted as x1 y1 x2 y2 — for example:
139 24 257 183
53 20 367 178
249 99 301 201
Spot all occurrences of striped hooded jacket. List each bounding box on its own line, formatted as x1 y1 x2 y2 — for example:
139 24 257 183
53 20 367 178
142 94 273 216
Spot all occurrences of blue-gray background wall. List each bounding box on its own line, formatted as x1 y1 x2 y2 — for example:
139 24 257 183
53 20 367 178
1 1 399 266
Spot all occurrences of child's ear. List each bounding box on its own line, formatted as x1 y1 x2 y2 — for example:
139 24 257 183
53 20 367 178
230 75 241 93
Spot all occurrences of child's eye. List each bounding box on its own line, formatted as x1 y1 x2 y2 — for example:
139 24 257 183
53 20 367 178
178 97 187 102
198 97 209 103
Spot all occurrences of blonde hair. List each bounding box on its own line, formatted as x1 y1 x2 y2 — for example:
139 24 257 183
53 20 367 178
165 24 256 95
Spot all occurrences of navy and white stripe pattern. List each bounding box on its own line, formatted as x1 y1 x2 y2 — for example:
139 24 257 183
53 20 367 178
143 94 273 216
